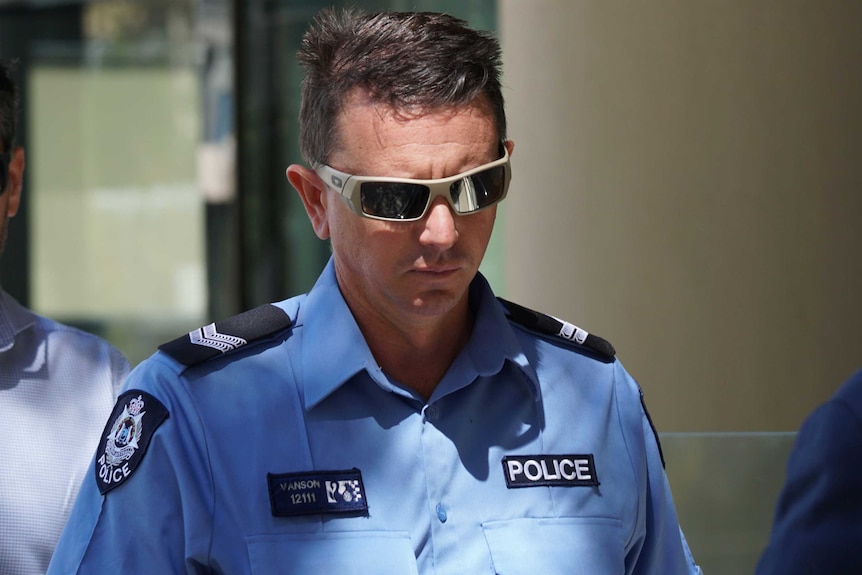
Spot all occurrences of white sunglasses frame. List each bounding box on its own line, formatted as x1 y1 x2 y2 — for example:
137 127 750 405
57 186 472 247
314 144 511 222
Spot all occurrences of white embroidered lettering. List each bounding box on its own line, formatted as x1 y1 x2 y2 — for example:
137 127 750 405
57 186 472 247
524 460 543 481
502 455 598 488
506 460 523 481
574 459 592 480
541 459 560 480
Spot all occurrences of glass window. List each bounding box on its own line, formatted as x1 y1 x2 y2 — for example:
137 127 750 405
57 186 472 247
3 0 206 365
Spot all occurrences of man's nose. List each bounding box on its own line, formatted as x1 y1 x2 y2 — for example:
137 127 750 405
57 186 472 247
418 197 458 249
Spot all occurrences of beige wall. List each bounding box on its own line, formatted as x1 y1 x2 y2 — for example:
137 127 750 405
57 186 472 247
499 0 862 431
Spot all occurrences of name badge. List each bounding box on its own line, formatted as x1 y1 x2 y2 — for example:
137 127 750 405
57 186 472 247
268 468 368 517
502 454 599 488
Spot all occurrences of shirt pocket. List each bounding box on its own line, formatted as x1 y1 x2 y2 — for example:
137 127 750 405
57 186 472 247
482 516 624 575
246 531 419 575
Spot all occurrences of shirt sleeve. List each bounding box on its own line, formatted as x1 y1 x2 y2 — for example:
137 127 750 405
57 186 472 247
108 344 131 396
756 398 862 575
618 367 703 575
46 359 213 574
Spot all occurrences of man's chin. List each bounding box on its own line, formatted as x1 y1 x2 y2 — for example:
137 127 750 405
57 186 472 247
406 290 466 318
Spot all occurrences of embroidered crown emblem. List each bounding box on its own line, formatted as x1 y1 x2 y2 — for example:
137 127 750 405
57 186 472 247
128 395 145 416
103 395 147 467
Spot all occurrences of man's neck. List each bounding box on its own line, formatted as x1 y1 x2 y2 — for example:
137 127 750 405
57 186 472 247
353 301 474 401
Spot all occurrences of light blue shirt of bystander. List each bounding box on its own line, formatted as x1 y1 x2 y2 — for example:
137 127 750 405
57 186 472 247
0 289 128 575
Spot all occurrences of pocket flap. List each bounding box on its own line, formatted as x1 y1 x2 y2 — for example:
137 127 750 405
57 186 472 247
482 517 624 575
247 531 418 574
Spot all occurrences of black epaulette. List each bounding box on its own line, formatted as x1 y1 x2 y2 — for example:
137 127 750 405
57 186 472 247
498 298 616 363
158 304 293 368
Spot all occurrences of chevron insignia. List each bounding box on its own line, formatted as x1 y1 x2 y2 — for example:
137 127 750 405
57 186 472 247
553 316 589 345
190 323 247 352
158 304 293 368
497 298 615 362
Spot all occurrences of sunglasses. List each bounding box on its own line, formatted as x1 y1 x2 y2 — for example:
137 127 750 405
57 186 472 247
314 144 511 222
0 153 9 195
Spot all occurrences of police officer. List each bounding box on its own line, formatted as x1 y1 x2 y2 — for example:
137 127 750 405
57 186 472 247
48 9 701 574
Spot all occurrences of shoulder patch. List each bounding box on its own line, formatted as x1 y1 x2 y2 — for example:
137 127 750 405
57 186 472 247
96 390 169 495
158 304 292 367
498 298 616 362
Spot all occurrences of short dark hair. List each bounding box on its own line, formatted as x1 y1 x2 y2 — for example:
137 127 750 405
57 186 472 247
296 8 506 166
0 60 20 153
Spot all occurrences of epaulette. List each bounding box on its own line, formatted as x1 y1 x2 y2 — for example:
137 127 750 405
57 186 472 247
498 298 616 363
158 304 293 367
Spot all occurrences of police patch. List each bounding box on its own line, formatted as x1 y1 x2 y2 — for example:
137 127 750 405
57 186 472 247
95 390 169 495
268 469 368 518
502 454 599 488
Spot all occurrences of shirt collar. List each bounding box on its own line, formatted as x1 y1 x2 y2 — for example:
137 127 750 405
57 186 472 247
299 258 539 410
419 272 539 402
299 259 384 410
0 289 38 352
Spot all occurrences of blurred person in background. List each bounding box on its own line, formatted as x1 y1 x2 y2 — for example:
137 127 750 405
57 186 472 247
0 59 129 575
757 367 862 575
48 9 699 574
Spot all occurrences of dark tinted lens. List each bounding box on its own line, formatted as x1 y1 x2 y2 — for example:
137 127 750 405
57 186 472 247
360 182 430 219
450 164 507 214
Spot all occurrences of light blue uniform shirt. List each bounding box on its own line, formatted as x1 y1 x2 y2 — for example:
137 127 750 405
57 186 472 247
0 289 128 575
48 260 700 574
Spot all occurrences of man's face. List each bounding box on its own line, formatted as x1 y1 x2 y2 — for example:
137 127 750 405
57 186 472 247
310 93 509 329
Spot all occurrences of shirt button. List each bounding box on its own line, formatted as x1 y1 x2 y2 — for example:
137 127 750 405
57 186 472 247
436 503 448 523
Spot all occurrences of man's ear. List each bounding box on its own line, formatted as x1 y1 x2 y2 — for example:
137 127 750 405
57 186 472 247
4 147 25 218
286 164 330 240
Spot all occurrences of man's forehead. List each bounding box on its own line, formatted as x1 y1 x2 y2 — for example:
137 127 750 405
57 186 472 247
331 131 497 181
334 97 496 157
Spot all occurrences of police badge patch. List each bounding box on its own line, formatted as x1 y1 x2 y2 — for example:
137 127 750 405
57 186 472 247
95 390 169 495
